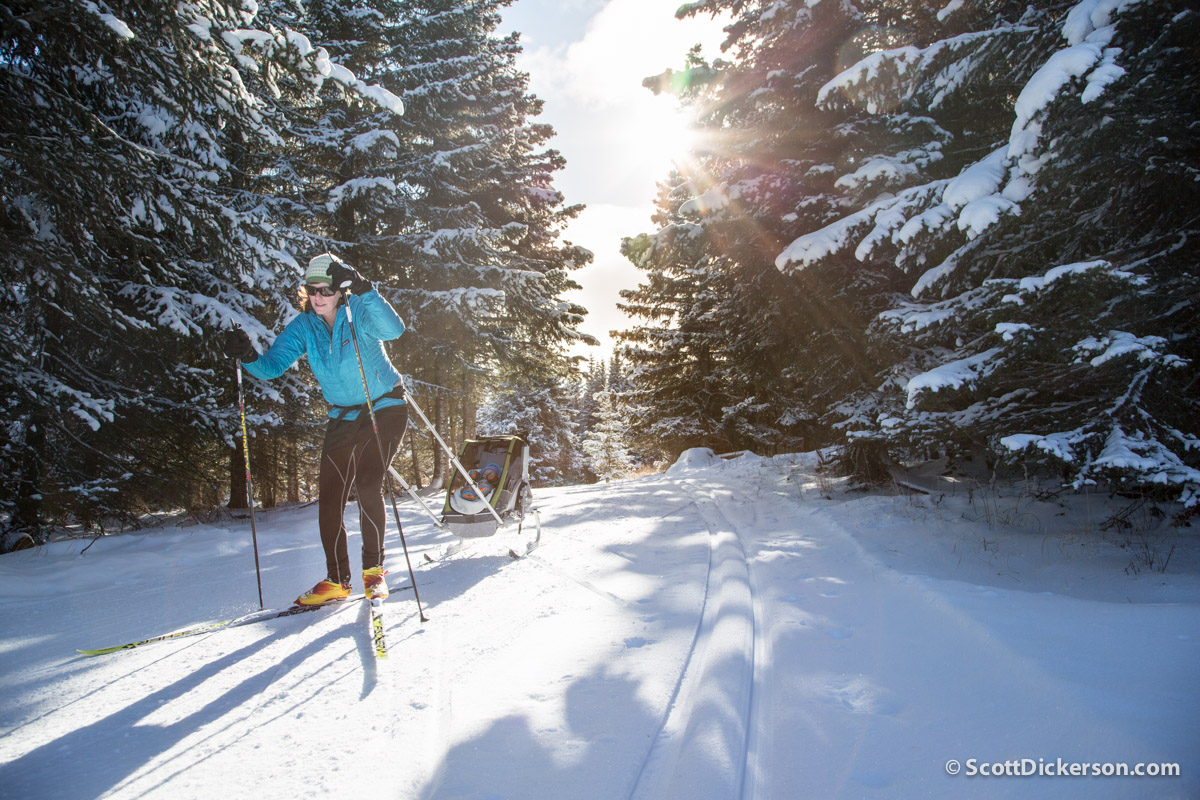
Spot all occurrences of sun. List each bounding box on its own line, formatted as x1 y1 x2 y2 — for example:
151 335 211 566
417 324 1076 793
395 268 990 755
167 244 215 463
637 100 705 173
648 103 700 170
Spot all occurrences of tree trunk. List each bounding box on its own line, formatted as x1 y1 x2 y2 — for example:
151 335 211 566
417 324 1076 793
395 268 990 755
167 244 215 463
229 442 248 509
429 378 448 490
255 438 276 509
13 410 45 535
286 436 299 503
462 366 477 440
409 431 423 489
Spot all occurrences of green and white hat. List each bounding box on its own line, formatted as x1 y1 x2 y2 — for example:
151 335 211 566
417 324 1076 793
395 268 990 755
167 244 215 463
305 253 340 285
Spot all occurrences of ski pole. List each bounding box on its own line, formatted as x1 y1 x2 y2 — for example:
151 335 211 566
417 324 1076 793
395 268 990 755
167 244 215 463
343 296 428 623
387 465 447 530
235 360 265 609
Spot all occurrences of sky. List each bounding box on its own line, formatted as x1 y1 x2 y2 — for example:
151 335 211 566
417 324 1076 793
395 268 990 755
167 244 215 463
496 0 730 361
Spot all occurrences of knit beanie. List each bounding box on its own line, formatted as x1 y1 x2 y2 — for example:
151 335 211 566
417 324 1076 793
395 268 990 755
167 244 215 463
305 253 338 285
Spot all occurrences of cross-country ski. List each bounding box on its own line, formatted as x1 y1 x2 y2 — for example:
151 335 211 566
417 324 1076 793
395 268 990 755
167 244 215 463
75 584 419 657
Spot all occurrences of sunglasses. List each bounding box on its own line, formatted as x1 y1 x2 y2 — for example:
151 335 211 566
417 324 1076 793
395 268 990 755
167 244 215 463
305 284 340 297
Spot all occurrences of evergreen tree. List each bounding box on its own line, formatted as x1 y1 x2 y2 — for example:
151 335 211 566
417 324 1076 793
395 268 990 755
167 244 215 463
617 0 894 462
776 0 1199 501
289 0 597 486
581 390 634 482
478 373 584 486
574 357 606 436
625 0 1198 503
617 178 734 461
0 0 403 537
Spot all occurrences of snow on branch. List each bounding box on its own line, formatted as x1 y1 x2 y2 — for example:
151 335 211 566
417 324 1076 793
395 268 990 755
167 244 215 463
1009 0 1138 173
217 21 404 116
82 1 135 40
1003 424 1200 506
776 141 1038 275
816 27 1033 113
326 177 398 212
775 179 948 272
996 259 1146 305
789 1 1142 278
904 347 1003 409
30 372 117 432
679 186 730 215
1073 331 1185 369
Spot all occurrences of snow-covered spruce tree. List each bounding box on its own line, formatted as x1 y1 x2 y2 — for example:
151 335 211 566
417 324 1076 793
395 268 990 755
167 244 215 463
581 390 635 483
617 172 736 461
0 0 403 537
477 370 585 486
574 357 606 438
618 1 924 463
775 0 1199 504
283 0 594 486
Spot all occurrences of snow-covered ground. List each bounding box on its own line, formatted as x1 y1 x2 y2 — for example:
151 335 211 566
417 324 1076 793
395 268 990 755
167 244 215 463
1 450 1197 799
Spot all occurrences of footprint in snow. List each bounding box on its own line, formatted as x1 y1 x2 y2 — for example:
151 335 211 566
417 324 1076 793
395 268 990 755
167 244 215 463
827 628 853 640
623 637 653 649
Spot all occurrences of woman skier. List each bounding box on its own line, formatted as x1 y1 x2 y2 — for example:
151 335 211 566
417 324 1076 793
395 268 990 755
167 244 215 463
224 253 407 606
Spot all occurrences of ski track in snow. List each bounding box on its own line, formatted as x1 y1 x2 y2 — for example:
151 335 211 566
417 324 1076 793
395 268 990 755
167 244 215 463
629 479 760 800
0 453 1197 799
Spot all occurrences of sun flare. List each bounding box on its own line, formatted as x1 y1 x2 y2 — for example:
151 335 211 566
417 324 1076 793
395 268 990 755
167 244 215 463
630 100 706 175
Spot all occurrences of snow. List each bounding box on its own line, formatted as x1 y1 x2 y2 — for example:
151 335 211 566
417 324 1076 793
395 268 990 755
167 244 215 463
781 0 1145 274
1010 0 1139 168
1073 331 1174 367
1019 259 1144 294
942 147 1007 211
1001 431 1085 463
1009 43 1105 164
326 176 398 212
775 180 950 272
905 347 1003 409
350 129 401 155
679 187 730 216
1 451 1196 799
937 0 965 22
956 193 1018 238
83 2 135 40
995 321 1033 340
1063 0 1141 46
835 153 928 192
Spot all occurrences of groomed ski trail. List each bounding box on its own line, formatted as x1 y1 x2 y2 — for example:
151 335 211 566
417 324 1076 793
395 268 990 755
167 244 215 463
629 480 760 800
1 453 1196 800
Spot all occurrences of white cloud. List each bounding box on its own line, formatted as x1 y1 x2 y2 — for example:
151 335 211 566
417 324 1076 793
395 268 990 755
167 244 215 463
522 0 726 107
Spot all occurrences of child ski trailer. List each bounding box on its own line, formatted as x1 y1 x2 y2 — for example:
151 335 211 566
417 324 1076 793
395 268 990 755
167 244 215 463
401 396 542 557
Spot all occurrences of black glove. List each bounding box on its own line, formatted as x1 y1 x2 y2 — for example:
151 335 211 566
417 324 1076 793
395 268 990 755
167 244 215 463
223 328 258 362
328 261 372 294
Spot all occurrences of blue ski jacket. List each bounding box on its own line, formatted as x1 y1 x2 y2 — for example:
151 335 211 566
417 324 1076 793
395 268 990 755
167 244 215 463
243 290 406 420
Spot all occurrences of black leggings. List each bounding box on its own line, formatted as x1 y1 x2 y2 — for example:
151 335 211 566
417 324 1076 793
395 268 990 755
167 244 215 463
318 404 408 586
